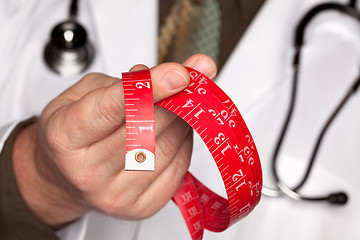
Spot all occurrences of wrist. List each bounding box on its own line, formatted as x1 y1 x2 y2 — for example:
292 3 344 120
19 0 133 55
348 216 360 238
12 121 89 226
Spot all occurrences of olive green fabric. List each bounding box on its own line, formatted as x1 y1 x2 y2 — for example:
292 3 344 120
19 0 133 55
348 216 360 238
159 0 265 72
158 0 222 65
0 118 59 239
0 0 265 237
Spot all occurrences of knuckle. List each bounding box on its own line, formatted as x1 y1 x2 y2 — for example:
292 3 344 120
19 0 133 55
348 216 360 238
128 201 155 220
157 134 178 160
172 134 192 176
94 191 156 220
96 87 123 126
71 168 97 192
156 122 190 161
96 193 133 217
173 152 191 177
177 157 191 175
96 195 120 215
43 113 70 152
82 72 103 81
81 73 117 88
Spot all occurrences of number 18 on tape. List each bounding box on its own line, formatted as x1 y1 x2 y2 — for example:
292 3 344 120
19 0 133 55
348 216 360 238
122 67 262 239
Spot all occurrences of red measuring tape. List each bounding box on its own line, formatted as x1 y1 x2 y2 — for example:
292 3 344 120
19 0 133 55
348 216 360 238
122 68 262 239
123 70 155 170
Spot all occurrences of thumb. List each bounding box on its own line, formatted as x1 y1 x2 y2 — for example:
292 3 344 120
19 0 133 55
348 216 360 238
48 63 191 150
149 63 190 102
127 62 191 102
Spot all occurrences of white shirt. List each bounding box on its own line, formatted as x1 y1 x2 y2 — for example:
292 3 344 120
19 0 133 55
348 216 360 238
1 0 360 239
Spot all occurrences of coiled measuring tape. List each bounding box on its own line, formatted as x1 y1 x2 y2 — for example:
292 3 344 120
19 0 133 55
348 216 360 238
122 67 262 240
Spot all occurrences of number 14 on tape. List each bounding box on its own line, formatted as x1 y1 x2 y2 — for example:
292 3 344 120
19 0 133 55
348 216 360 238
122 70 155 171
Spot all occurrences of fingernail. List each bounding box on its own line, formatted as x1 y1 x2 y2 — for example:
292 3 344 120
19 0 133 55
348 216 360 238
162 70 189 91
192 57 217 80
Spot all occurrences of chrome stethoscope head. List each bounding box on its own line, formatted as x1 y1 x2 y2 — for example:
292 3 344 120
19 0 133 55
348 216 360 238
44 0 94 77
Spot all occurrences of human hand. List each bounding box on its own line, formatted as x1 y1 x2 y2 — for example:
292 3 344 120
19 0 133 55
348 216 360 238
12 54 217 226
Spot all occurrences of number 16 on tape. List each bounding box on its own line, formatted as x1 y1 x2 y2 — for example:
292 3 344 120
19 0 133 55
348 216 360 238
122 70 155 171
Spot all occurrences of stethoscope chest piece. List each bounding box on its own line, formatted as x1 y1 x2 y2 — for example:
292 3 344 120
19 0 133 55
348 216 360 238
44 20 94 77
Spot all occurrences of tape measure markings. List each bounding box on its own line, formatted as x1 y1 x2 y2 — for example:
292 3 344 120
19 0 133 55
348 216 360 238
173 173 205 240
158 69 261 222
186 68 263 206
123 70 156 171
157 97 254 212
187 68 262 174
123 68 262 239
156 82 256 225
160 72 260 203
188 68 261 173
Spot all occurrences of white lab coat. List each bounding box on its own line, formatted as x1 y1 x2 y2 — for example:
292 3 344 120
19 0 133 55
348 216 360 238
1 0 360 239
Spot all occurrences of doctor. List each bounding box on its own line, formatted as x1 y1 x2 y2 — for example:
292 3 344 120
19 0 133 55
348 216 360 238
2 0 360 240
0 0 264 239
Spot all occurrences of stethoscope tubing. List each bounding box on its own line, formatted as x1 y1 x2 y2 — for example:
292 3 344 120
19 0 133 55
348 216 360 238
262 1 360 205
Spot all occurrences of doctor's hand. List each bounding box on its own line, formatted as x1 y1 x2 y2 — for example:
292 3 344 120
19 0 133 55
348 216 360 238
12 54 217 227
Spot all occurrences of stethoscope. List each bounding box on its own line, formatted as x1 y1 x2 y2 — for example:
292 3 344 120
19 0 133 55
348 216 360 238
262 0 360 205
44 0 94 76
44 0 360 205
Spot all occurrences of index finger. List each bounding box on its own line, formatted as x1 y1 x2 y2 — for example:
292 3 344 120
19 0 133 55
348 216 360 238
45 63 191 150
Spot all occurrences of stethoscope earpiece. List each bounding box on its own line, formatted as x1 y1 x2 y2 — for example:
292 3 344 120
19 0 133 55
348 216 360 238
44 0 94 77
328 192 348 205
